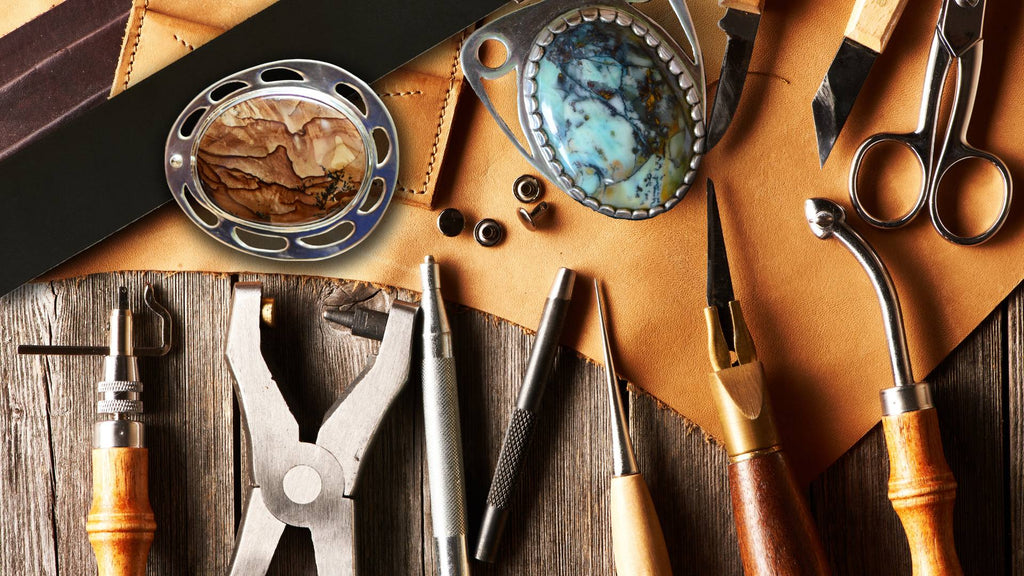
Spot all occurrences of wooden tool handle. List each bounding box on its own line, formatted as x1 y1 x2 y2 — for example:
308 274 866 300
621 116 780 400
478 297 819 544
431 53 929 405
728 450 830 576
86 448 156 576
844 0 910 53
719 0 765 14
883 408 963 576
610 473 673 576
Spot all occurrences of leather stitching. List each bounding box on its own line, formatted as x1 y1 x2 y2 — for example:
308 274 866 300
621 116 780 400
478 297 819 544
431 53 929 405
173 34 195 51
413 32 465 196
379 90 423 98
122 0 150 91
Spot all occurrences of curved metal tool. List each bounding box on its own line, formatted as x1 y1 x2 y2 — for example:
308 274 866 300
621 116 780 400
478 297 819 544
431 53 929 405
806 198 962 574
225 282 418 575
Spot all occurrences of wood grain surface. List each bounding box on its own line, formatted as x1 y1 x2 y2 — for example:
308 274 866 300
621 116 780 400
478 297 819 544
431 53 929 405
0 273 1020 575
728 451 829 576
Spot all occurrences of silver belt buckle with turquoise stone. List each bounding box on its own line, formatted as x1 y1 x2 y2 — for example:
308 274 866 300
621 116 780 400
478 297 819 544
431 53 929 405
164 60 398 259
461 0 705 220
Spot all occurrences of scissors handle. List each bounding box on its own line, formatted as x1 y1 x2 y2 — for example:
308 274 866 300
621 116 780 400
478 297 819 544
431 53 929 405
849 131 931 229
928 39 1012 246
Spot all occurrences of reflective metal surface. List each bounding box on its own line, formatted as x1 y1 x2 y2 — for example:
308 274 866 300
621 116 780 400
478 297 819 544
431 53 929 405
849 0 1011 245
805 198 933 415
226 282 418 574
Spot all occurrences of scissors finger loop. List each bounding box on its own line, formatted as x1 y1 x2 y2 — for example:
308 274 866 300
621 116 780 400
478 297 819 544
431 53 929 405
929 150 1012 245
850 133 930 229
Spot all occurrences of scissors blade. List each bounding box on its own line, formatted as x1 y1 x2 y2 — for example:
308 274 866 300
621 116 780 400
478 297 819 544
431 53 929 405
707 8 762 150
812 38 879 167
938 0 986 54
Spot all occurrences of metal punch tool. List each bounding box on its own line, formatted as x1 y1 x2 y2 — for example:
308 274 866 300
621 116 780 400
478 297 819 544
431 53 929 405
807 198 962 575
849 0 1011 245
225 282 418 575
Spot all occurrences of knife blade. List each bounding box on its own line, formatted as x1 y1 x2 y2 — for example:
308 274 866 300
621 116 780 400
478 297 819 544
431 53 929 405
0 0 509 298
706 1 764 150
812 0 909 167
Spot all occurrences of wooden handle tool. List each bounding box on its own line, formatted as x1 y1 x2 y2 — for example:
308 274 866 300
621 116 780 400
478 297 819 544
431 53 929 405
807 198 962 575
87 448 156 576
705 308 831 576
707 183 830 575
844 0 910 54
18 285 172 576
596 280 673 576
719 0 765 15
883 407 961 576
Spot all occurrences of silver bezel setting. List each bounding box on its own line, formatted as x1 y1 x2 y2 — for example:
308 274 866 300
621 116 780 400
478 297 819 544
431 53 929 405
164 59 399 260
461 0 705 220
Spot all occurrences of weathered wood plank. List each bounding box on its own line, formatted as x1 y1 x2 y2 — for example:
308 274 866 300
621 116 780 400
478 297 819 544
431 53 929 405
0 282 60 576
2 272 1020 575
1009 285 1023 576
629 389 741 576
811 303 1006 575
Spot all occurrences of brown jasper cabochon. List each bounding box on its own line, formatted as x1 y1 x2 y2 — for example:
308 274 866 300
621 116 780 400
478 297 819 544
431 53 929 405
196 95 367 225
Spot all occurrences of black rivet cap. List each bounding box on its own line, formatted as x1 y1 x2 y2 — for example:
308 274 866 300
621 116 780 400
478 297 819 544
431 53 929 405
436 208 465 237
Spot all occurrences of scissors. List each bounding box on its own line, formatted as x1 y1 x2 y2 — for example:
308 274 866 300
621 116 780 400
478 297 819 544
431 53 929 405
849 0 1012 246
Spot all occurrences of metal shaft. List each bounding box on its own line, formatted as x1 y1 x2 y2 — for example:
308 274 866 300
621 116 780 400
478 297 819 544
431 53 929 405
420 256 471 576
475 267 576 563
594 280 638 477
805 198 933 415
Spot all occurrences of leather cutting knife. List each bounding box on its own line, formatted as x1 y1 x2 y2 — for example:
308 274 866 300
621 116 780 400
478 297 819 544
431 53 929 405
812 0 910 166
0 0 509 298
706 0 765 150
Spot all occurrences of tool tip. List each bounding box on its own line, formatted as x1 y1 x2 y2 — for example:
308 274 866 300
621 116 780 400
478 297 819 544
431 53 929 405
548 268 576 300
805 198 846 239
117 287 129 310
323 308 356 328
424 255 435 265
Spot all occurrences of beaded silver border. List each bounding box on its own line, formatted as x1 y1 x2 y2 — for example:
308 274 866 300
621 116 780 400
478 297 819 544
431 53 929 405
522 7 704 219
461 0 705 221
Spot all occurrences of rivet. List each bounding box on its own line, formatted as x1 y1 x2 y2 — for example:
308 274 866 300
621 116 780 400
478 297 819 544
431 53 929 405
169 154 183 168
474 219 505 247
436 208 465 237
260 298 276 327
513 175 544 203
517 201 551 231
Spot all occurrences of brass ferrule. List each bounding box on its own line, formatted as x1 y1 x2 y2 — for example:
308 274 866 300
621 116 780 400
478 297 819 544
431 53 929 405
709 361 780 457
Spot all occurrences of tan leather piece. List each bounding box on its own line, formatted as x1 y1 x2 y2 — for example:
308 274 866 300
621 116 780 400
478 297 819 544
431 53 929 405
38 0 1024 480
109 0 466 207
0 0 64 38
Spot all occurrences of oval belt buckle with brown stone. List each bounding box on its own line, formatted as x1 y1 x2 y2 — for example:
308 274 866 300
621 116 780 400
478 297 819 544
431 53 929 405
461 0 705 220
164 60 398 259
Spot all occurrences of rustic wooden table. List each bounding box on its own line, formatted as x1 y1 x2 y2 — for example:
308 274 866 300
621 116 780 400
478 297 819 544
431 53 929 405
1 272 1020 575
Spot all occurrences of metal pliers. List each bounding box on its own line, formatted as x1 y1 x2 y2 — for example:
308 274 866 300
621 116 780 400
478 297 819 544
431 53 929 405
225 282 418 575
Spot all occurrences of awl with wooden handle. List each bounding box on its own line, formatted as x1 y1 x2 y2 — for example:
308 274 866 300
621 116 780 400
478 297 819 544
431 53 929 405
705 181 831 575
19 285 172 576
807 198 962 576
594 279 673 576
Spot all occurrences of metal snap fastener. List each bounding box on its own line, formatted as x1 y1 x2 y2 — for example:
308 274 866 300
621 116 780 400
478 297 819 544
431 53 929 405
474 219 505 247
437 208 465 237
513 175 543 203
517 201 550 231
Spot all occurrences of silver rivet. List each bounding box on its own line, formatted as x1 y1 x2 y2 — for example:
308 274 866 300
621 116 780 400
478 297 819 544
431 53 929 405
518 201 551 231
169 154 183 168
513 175 543 203
474 219 505 247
